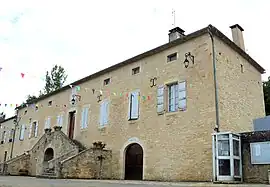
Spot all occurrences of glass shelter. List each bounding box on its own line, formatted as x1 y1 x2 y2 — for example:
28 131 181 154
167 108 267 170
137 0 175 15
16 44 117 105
212 132 242 182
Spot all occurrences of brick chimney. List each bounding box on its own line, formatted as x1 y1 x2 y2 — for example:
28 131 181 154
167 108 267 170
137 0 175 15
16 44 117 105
230 24 245 51
169 27 185 42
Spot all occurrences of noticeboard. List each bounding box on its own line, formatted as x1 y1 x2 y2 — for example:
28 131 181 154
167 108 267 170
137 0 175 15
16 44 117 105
250 141 270 164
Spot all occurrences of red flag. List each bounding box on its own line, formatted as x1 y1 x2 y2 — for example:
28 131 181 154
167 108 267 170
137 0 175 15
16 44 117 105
21 73 25 78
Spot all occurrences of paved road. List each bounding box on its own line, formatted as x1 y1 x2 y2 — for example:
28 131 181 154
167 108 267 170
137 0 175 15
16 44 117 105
0 176 269 187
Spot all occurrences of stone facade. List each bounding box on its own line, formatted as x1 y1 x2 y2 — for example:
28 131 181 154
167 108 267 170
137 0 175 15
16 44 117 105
0 25 266 181
61 148 112 179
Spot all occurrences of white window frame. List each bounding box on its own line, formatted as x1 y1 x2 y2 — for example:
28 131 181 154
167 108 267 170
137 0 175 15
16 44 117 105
19 124 25 141
167 82 179 112
32 121 39 138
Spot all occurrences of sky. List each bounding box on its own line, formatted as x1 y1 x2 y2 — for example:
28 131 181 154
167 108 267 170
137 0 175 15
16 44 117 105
0 0 269 118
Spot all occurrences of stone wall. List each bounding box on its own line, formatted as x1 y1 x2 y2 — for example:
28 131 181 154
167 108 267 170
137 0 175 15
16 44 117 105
60 148 112 179
6 153 30 176
241 131 270 184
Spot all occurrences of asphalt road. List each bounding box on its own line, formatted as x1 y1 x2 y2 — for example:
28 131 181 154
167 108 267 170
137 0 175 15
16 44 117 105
0 176 269 187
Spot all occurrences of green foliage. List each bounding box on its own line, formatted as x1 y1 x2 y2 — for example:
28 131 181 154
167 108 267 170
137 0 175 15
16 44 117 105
25 94 38 104
263 77 270 115
44 65 68 94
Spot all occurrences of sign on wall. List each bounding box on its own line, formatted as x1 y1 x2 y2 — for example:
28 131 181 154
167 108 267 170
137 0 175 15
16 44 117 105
250 141 270 164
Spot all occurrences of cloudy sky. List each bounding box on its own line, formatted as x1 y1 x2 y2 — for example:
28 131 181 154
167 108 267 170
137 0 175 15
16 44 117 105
0 0 269 117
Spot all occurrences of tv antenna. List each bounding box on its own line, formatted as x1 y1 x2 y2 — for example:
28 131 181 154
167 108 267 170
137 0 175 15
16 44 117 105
172 9 176 27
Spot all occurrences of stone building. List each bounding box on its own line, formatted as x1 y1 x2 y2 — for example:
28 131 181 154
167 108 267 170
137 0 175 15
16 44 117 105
0 24 266 181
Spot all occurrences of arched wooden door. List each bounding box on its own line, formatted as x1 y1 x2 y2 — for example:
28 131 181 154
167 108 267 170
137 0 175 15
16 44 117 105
125 143 143 180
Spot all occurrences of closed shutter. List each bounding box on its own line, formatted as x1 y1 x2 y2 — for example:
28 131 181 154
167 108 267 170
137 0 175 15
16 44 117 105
99 102 105 127
34 122 39 137
84 107 89 128
28 123 32 138
81 109 85 129
178 81 187 110
130 90 139 120
103 101 109 125
20 124 25 140
47 117 51 128
157 85 165 114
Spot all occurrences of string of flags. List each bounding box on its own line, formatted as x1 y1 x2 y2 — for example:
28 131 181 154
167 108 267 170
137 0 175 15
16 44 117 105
0 67 45 81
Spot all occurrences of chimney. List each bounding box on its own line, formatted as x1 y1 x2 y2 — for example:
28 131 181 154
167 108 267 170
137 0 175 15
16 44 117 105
169 27 185 42
229 24 245 51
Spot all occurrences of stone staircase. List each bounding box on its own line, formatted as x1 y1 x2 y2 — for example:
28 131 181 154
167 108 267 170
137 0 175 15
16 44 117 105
37 168 57 179
71 139 87 152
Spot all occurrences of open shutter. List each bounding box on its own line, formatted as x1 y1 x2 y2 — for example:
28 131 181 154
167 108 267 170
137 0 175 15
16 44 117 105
84 107 89 128
3 131 7 143
34 122 39 137
178 81 187 110
20 124 25 140
47 117 51 128
103 100 109 125
128 93 132 120
60 115 64 127
44 119 48 129
28 123 32 138
56 115 60 126
99 102 104 127
130 91 139 119
157 85 165 114
81 109 85 129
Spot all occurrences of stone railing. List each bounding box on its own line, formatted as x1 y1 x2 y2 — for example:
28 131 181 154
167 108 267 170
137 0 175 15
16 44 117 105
48 149 79 178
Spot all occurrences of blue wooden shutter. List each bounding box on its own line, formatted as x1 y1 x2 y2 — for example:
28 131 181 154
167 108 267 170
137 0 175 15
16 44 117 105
84 107 89 128
157 85 165 114
81 109 85 129
20 124 25 140
28 123 32 138
178 81 187 110
103 100 109 125
60 115 64 127
99 102 104 127
130 90 139 119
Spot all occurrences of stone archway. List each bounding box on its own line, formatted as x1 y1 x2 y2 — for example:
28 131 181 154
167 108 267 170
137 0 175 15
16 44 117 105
124 143 143 180
44 148 54 162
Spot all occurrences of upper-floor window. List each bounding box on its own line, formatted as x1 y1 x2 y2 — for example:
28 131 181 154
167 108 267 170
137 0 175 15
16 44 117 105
167 52 177 62
240 64 244 73
1 131 6 144
9 129 14 142
19 124 25 141
128 90 140 120
157 81 187 114
35 105 39 111
104 78 110 86
48 101 52 106
81 107 89 129
57 114 64 127
99 100 109 128
132 67 140 75
29 121 39 138
44 117 51 129
24 110 27 115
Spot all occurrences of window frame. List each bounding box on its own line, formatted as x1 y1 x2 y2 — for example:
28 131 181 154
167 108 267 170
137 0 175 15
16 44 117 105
32 120 38 138
167 82 179 112
132 66 140 75
167 52 178 63
103 78 111 86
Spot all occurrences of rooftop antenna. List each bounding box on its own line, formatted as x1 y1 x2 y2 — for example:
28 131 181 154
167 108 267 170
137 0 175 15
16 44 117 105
172 9 176 27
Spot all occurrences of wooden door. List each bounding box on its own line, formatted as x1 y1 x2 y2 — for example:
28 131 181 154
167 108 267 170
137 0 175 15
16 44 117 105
68 112 75 139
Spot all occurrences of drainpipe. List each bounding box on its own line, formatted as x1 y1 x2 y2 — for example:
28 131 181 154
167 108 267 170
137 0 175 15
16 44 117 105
208 26 220 133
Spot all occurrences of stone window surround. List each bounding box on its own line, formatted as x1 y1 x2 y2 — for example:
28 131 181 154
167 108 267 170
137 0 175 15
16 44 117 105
119 137 146 180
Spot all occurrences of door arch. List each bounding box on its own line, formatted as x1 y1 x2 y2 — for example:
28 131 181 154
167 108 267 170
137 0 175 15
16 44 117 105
125 143 143 180
44 148 54 162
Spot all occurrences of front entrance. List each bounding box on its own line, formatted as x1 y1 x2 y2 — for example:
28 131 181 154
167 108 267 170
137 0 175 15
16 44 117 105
125 143 143 180
68 111 76 139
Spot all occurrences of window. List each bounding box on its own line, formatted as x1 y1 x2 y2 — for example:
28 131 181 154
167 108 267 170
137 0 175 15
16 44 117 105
35 105 38 111
57 115 64 127
128 90 140 120
99 100 109 127
132 67 140 75
240 64 244 73
19 124 25 141
81 107 89 129
167 52 177 62
32 121 38 138
9 129 14 142
48 101 52 106
1 131 6 144
104 78 110 85
44 117 51 129
156 81 187 114
24 110 27 115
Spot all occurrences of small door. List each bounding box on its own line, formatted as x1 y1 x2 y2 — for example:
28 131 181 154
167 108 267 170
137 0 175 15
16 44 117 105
68 111 76 139
125 143 143 180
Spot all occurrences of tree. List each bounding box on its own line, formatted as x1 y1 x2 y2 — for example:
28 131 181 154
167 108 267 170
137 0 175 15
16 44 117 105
44 65 68 94
0 112 6 122
26 94 38 103
263 77 270 116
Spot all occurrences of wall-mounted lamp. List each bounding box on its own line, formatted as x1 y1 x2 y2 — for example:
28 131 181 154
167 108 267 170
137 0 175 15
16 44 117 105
183 52 195 68
71 94 82 105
